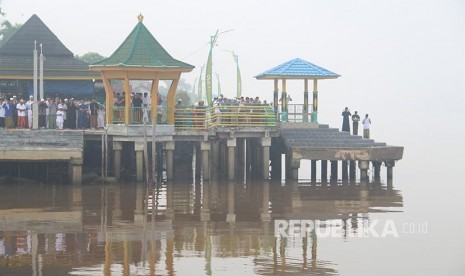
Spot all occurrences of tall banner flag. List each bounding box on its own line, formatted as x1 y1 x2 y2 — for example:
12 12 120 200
205 42 214 105
216 73 221 96
232 53 241 98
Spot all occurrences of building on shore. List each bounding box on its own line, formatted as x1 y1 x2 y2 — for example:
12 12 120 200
0 14 101 100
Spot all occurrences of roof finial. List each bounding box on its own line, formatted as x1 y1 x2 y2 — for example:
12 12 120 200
137 13 144 23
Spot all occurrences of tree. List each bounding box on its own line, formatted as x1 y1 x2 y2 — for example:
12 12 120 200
75 52 106 64
0 20 21 47
0 2 22 48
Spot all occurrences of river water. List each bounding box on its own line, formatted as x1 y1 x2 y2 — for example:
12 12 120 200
0 140 463 276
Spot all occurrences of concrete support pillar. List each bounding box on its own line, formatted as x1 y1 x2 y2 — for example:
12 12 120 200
385 160 395 189
113 141 122 179
321 160 328 183
212 141 220 171
290 159 300 180
195 144 202 178
201 141 210 181
227 138 236 181
359 160 369 184
261 137 271 180
68 157 83 184
226 181 236 223
311 160 317 183
330 160 338 183
166 141 175 180
166 181 174 219
201 181 210 221
372 161 382 183
342 160 348 182
270 137 282 180
134 184 144 223
135 142 145 182
261 180 271 221
349 161 357 183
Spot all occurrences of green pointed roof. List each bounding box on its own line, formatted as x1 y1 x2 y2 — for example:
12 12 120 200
91 18 194 69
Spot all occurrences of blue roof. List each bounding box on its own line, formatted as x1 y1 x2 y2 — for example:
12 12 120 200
255 58 340 79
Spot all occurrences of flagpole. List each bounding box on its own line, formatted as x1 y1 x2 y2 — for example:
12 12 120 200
32 41 39 129
205 29 232 105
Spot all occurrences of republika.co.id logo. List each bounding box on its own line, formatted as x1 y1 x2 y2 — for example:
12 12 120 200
274 219 428 238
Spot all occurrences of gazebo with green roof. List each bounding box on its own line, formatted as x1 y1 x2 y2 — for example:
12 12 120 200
255 58 340 122
90 14 194 126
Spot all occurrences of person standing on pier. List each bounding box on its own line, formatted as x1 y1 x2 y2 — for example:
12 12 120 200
352 111 360 135
38 99 47 128
77 100 89 129
2 98 14 129
362 114 371 139
67 98 77 129
341 107 351 132
48 98 58 129
89 98 99 129
0 99 5 129
16 99 27 129
26 96 34 129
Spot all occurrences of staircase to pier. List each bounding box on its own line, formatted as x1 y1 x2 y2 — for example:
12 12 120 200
280 123 403 162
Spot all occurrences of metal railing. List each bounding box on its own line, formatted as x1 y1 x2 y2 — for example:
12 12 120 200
278 103 313 122
110 105 278 129
174 104 277 130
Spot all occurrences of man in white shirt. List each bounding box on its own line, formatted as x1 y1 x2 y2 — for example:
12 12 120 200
16 99 27 128
26 95 34 128
362 114 371 139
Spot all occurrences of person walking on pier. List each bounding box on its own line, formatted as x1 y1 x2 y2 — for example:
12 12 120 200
341 107 351 132
363 114 371 139
352 111 360 135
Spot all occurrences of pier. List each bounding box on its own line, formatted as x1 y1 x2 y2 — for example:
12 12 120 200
0 14 403 184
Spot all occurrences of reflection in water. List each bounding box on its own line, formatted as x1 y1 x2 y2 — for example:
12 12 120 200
0 177 402 275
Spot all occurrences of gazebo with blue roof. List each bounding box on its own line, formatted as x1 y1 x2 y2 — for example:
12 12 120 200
255 58 340 122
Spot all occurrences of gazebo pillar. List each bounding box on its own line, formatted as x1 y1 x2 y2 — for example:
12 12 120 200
273 79 279 114
312 79 318 123
102 77 114 125
303 79 309 122
150 78 160 123
281 79 288 122
124 74 131 125
167 78 180 124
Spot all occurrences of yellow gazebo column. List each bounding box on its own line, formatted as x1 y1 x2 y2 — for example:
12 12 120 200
150 78 159 123
273 79 279 114
312 79 318 123
281 79 287 122
303 79 309 122
102 76 114 125
124 73 131 125
167 78 180 124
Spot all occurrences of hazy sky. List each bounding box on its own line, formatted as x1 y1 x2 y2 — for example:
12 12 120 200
2 0 465 147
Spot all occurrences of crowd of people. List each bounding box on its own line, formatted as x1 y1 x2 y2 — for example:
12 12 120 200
0 96 105 130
